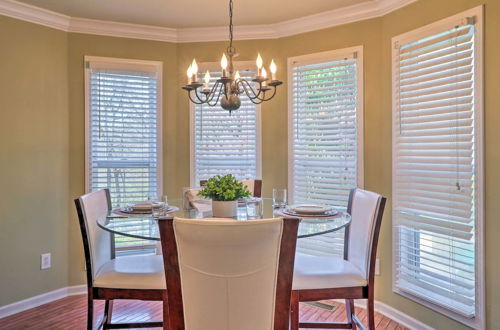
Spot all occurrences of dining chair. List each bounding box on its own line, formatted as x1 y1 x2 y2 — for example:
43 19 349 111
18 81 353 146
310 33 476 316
158 216 299 330
290 188 387 330
74 189 167 329
200 179 262 197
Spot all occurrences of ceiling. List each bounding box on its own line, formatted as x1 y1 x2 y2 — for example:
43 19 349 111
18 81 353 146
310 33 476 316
17 0 371 28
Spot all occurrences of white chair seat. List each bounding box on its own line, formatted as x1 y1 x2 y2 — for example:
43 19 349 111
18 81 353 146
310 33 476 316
292 253 367 290
94 255 166 290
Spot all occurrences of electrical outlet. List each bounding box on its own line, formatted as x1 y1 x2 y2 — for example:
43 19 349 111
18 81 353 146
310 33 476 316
375 258 380 275
41 253 51 270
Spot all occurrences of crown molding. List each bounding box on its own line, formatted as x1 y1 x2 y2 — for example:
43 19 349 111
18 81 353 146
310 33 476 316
69 17 178 42
0 0 69 30
0 0 417 42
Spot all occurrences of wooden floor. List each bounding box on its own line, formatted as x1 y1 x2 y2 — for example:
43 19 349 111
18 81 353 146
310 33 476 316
0 294 408 329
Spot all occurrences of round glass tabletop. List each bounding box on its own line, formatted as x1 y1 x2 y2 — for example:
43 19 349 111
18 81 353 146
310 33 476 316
97 198 351 241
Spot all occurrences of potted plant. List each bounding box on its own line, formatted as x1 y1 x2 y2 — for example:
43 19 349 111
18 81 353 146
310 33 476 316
198 174 251 217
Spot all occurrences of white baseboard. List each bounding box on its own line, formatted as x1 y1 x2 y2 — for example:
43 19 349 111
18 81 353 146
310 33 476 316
1 285 432 330
333 299 434 330
0 285 87 319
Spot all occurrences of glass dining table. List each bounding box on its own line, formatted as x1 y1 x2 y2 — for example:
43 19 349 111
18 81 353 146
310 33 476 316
97 198 351 241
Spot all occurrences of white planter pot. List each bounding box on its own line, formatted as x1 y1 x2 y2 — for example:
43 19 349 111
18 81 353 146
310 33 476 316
211 200 238 218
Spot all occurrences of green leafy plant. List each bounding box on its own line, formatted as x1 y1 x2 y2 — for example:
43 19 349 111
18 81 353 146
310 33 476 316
198 174 251 201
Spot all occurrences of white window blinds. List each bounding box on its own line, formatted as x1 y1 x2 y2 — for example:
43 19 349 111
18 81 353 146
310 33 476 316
392 16 482 322
289 51 362 207
87 64 161 206
192 69 260 185
289 49 363 256
86 58 162 254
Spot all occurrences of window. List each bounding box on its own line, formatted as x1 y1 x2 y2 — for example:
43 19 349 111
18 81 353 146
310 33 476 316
288 47 363 256
190 62 261 186
392 7 483 328
85 56 162 254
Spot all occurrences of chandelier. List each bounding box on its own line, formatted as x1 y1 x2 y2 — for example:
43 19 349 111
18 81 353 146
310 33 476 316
182 0 282 112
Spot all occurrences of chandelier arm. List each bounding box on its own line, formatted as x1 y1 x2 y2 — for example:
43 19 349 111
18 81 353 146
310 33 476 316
238 79 262 100
240 81 265 105
234 80 244 94
207 83 225 107
207 80 221 102
194 87 211 104
199 80 220 104
255 85 278 102
187 90 206 105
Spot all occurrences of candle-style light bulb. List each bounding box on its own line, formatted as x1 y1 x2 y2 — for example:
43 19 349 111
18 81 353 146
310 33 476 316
204 70 211 90
256 53 263 76
234 70 240 81
191 59 198 82
270 59 277 80
221 53 228 76
221 53 228 70
256 53 263 69
187 64 192 84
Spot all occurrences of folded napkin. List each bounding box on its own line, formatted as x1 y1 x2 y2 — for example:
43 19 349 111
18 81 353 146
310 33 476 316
184 188 212 212
191 200 212 213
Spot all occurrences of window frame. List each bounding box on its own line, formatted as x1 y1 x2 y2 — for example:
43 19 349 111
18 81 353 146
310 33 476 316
391 6 484 328
287 46 365 204
189 61 262 187
84 56 164 197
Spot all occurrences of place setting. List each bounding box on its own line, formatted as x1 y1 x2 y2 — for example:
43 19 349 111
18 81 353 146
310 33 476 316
272 188 340 219
111 195 179 218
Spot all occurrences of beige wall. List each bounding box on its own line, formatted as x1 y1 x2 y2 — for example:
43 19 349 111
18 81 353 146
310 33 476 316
0 16 69 305
1 0 500 328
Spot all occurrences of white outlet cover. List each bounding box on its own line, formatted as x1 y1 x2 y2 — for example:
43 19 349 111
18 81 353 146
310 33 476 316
41 253 51 270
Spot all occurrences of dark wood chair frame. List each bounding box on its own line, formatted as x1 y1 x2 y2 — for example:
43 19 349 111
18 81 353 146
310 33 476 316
199 179 262 197
158 216 300 330
75 189 167 330
290 189 387 330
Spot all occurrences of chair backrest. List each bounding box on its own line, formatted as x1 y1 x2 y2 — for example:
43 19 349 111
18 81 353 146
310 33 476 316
159 217 299 330
345 188 386 280
199 179 262 197
74 189 113 284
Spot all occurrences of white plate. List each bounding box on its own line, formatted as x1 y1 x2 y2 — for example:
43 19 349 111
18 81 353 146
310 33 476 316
290 204 332 215
131 202 152 210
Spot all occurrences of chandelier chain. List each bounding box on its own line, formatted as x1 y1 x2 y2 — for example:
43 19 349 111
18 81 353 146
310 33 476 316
228 0 234 53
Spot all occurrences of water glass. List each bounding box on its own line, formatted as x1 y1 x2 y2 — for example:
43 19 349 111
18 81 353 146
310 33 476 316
161 195 169 208
152 201 165 217
246 198 263 220
273 188 287 208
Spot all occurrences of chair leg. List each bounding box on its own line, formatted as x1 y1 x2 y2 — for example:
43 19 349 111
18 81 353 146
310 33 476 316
290 291 299 330
102 300 113 329
345 299 356 330
87 297 94 330
163 291 169 330
367 293 375 330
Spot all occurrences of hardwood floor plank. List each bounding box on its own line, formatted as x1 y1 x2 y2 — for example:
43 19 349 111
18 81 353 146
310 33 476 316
0 295 406 329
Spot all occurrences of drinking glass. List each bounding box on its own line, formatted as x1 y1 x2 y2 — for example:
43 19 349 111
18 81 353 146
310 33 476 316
151 201 164 217
162 195 169 209
273 189 287 209
246 198 263 220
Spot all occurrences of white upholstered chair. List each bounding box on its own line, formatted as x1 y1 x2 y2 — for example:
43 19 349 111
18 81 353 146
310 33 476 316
200 179 262 197
74 189 166 330
290 188 387 330
158 216 299 330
